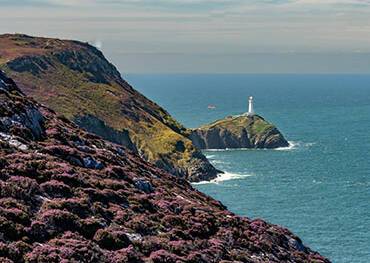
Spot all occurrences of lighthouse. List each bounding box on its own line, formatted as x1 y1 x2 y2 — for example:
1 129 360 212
247 96 254 116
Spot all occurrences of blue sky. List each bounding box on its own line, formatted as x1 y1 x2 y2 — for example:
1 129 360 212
1 0 370 73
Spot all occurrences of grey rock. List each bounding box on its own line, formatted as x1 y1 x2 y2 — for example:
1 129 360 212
289 238 306 252
134 179 154 193
0 132 28 150
0 71 45 140
83 156 104 170
74 114 137 153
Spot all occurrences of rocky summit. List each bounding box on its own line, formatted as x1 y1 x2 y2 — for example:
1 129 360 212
190 114 289 150
0 34 219 182
0 71 330 262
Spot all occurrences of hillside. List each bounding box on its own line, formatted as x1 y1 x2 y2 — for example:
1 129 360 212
190 114 289 149
0 69 330 262
0 34 218 182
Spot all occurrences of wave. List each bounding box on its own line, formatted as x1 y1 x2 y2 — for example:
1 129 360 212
304 142 316 147
192 172 253 185
274 141 315 151
209 159 225 165
205 148 231 152
274 141 298 151
205 148 255 152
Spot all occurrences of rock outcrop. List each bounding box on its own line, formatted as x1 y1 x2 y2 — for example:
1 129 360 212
0 34 219 182
0 70 329 263
190 114 289 149
74 114 137 152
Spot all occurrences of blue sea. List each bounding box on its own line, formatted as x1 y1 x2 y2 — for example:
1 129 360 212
125 74 370 263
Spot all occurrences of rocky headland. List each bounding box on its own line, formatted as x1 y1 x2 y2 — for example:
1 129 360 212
0 69 329 263
190 114 289 150
0 34 218 182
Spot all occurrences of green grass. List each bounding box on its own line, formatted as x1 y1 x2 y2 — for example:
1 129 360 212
251 118 274 134
197 114 275 138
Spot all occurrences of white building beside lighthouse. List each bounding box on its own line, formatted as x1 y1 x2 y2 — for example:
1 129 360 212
247 96 255 116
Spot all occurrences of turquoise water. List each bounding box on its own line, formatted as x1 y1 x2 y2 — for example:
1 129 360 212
125 74 370 263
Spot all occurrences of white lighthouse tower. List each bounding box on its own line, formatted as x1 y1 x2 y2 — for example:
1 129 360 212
247 96 254 116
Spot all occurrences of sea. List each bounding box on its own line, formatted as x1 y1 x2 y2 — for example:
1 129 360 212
125 74 370 263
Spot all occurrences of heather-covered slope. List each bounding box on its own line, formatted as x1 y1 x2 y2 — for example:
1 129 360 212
0 34 218 182
190 114 289 149
0 71 330 262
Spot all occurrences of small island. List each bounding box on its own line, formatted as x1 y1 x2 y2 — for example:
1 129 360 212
190 97 289 149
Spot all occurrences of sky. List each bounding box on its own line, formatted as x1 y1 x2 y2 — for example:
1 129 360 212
1 0 370 73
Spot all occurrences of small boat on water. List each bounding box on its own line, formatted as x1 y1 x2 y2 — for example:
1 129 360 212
208 104 216 109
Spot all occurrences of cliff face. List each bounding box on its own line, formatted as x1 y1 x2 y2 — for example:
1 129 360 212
0 70 329 263
0 34 218 182
73 114 137 152
190 114 289 149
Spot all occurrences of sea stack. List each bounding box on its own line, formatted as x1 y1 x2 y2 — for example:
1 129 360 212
190 97 289 149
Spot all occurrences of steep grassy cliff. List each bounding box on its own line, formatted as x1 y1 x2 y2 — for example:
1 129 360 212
0 34 218 182
190 114 289 149
0 69 330 262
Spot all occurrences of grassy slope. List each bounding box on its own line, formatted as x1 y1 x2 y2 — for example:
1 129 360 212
198 114 275 138
0 34 206 178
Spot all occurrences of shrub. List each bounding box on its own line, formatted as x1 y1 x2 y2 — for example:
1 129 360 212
40 180 72 198
93 228 131 250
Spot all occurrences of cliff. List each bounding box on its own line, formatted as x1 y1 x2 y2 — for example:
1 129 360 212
190 114 289 149
0 70 329 263
0 34 218 182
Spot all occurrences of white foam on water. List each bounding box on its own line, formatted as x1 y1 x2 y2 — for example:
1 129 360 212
274 141 298 151
192 172 253 185
274 141 316 151
205 148 229 152
305 142 316 147
210 159 225 165
205 148 255 152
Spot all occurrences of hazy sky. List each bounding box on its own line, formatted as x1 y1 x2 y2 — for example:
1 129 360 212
1 0 370 73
